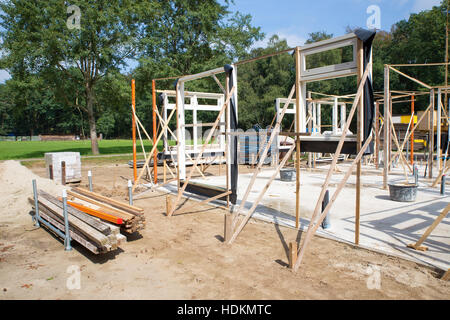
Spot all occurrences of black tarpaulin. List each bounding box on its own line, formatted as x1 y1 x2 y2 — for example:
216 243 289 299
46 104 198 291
355 28 376 155
224 64 238 204
158 93 164 107
300 140 358 154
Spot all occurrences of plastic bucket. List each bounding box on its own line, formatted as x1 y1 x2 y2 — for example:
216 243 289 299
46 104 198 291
388 183 418 202
280 169 296 182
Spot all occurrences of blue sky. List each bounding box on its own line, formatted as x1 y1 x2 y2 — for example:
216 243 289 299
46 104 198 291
227 0 443 47
0 0 444 83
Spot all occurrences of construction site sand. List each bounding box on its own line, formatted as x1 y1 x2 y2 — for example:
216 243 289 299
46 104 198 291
0 160 449 299
0 160 65 224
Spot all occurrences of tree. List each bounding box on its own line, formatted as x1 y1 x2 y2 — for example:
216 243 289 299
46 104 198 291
94 71 132 138
388 3 446 88
237 35 294 130
5 73 63 137
134 0 264 108
0 83 13 136
0 0 154 154
97 111 116 139
372 1 447 115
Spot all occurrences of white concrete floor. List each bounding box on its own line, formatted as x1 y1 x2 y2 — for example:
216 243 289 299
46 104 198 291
162 162 450 271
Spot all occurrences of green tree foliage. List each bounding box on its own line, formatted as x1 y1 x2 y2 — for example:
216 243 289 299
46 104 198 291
0 0 153 153
132 0 264 135
236 35 294 130
0 1 448 142
0 84 13 135
376 3 447 114
97 111 116 139
134 0 264 100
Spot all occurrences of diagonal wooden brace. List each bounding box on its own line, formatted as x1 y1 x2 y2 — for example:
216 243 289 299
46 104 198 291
227 142 296 244
307 63 371 229
133 105 178 192
407 203 450 251
293 135 373 271
228 83 296 232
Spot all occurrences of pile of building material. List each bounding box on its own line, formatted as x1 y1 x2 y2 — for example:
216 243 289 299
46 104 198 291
67 187 145 234
29 190 126 255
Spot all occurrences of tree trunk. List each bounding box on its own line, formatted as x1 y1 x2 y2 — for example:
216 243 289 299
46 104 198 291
86 85 99 155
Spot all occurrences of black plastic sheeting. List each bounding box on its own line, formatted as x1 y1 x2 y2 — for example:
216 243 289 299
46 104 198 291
300 140 358 155
224 64 238 204
300 29 377 155
355 28 376 155
437 132 449 155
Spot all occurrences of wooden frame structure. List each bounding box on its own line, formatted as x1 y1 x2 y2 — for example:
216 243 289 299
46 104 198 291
382 63 450 188
131 31 379 273
290 35 374 271
276 97 348 136
221 32 375 273
158 90 227 174
276 95 352 168
164 66 238 216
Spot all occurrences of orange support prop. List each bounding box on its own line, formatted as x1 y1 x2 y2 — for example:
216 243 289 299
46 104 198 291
67 200 124 225
152 79 158 184
411 94 415 165
132 79 137 182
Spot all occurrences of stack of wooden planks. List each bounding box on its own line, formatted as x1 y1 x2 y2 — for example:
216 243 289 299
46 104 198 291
67 187 145 234
29 190 126 255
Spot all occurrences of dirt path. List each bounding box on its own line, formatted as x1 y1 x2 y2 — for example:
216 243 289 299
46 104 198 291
0 160 449 299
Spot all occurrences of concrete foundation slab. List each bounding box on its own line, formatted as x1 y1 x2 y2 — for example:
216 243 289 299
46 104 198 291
161 162 450 271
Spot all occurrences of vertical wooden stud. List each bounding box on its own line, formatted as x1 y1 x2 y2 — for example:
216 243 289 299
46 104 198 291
289 242 298 269
429 90 435 179
166 195 173 216
355 39 364 245
152 79 158 184
410 95 415 165
224 213 233 243
132 79 137 183
375 101 380 169
437 89 442 173
383 65 390 189
61 161 66 185
295 47 302 230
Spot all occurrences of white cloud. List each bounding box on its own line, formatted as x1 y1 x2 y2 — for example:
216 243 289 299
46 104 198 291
411 0 442 13
0 70 11 83
253 31 306 49
277 32 307 47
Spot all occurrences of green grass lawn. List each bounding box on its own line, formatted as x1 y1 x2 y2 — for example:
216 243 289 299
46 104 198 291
0 139 161 160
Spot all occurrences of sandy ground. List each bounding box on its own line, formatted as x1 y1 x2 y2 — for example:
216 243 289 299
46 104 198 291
0 160 449 300
171 163 450 271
